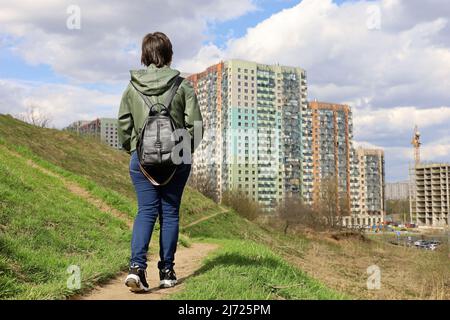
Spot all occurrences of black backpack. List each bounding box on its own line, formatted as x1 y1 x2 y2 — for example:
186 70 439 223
130 76 184 185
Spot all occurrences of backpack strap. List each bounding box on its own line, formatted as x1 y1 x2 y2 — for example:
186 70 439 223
129 75 184 111
129 81 155 110
164 76 184 110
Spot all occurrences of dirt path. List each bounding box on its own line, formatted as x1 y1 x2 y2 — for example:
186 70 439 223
79 242 218 300
78 207 226 300
182 206 228 229
2 146 133 228
3 146 224 299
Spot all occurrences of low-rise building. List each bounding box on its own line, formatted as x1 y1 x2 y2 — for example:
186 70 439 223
386 181 409 200
65 118 120 149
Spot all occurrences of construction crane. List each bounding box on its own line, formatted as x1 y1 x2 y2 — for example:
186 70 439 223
411 125 421 165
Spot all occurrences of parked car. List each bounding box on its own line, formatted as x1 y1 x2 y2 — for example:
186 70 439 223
414 240 426 246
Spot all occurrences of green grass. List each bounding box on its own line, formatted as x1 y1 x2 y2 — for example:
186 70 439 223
0 115 223 299
0 146 131 299
0 115 225 226
0 114 344 300
0 115 134 198
171 239 345 300
177 210 343 299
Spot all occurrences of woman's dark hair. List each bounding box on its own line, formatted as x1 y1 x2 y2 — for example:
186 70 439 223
141 32 173 67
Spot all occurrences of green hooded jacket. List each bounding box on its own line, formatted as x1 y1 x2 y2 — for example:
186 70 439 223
118 64 203 154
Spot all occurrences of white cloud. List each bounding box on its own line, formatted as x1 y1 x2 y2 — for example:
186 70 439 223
421 136 450 160
177 43 225 74
181 0 450 180
354 106 450 138
180 0 450 110
0 0 257 82
0 79 120 128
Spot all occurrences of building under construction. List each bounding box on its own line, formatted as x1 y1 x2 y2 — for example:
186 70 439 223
409 126 449 227
410 163 450 227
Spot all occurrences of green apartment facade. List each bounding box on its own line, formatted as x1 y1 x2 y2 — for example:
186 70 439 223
188 59 309 208
188 59 385 223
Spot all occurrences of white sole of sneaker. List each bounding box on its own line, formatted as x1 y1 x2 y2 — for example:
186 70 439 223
159 279 177 288
125 274 150 292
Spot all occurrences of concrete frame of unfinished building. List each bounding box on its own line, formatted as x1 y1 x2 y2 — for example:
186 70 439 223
409 162 450 228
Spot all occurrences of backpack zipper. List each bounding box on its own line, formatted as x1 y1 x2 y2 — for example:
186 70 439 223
156 120 162 163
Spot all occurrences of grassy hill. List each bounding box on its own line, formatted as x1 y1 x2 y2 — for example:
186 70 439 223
0 115 343 300
1 115 448 300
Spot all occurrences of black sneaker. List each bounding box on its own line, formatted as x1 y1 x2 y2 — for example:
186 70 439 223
159 268 177 288
125 265 150 292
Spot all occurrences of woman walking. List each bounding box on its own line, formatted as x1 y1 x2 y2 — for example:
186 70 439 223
118 32 202 292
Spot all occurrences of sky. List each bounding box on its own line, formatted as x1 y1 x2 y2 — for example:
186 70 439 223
0 0 449 182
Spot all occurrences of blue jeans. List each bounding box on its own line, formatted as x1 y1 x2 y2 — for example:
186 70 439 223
129 151 191 270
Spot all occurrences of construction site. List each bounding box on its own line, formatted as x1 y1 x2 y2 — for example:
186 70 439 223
409 126 450 227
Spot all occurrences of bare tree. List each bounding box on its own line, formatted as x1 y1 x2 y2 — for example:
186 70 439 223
221 190 261 221
316 176 349 229
187 172 218 202
17 104 52 128
277 196 319 234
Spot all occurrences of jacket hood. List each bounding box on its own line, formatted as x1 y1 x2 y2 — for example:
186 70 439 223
130 64 181 95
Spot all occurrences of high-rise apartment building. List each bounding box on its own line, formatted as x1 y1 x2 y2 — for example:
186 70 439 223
65 118 120 149
306 101 354 212
351 148 385 225
410 163 449 227
188 59 308 208
188 60 385 224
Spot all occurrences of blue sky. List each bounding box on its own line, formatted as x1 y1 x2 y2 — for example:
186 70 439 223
0 0 449 182
207 0 366 48
0 0 347 85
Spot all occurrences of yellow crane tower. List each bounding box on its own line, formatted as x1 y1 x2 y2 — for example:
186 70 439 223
409 125 421 224
411 125 421 165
